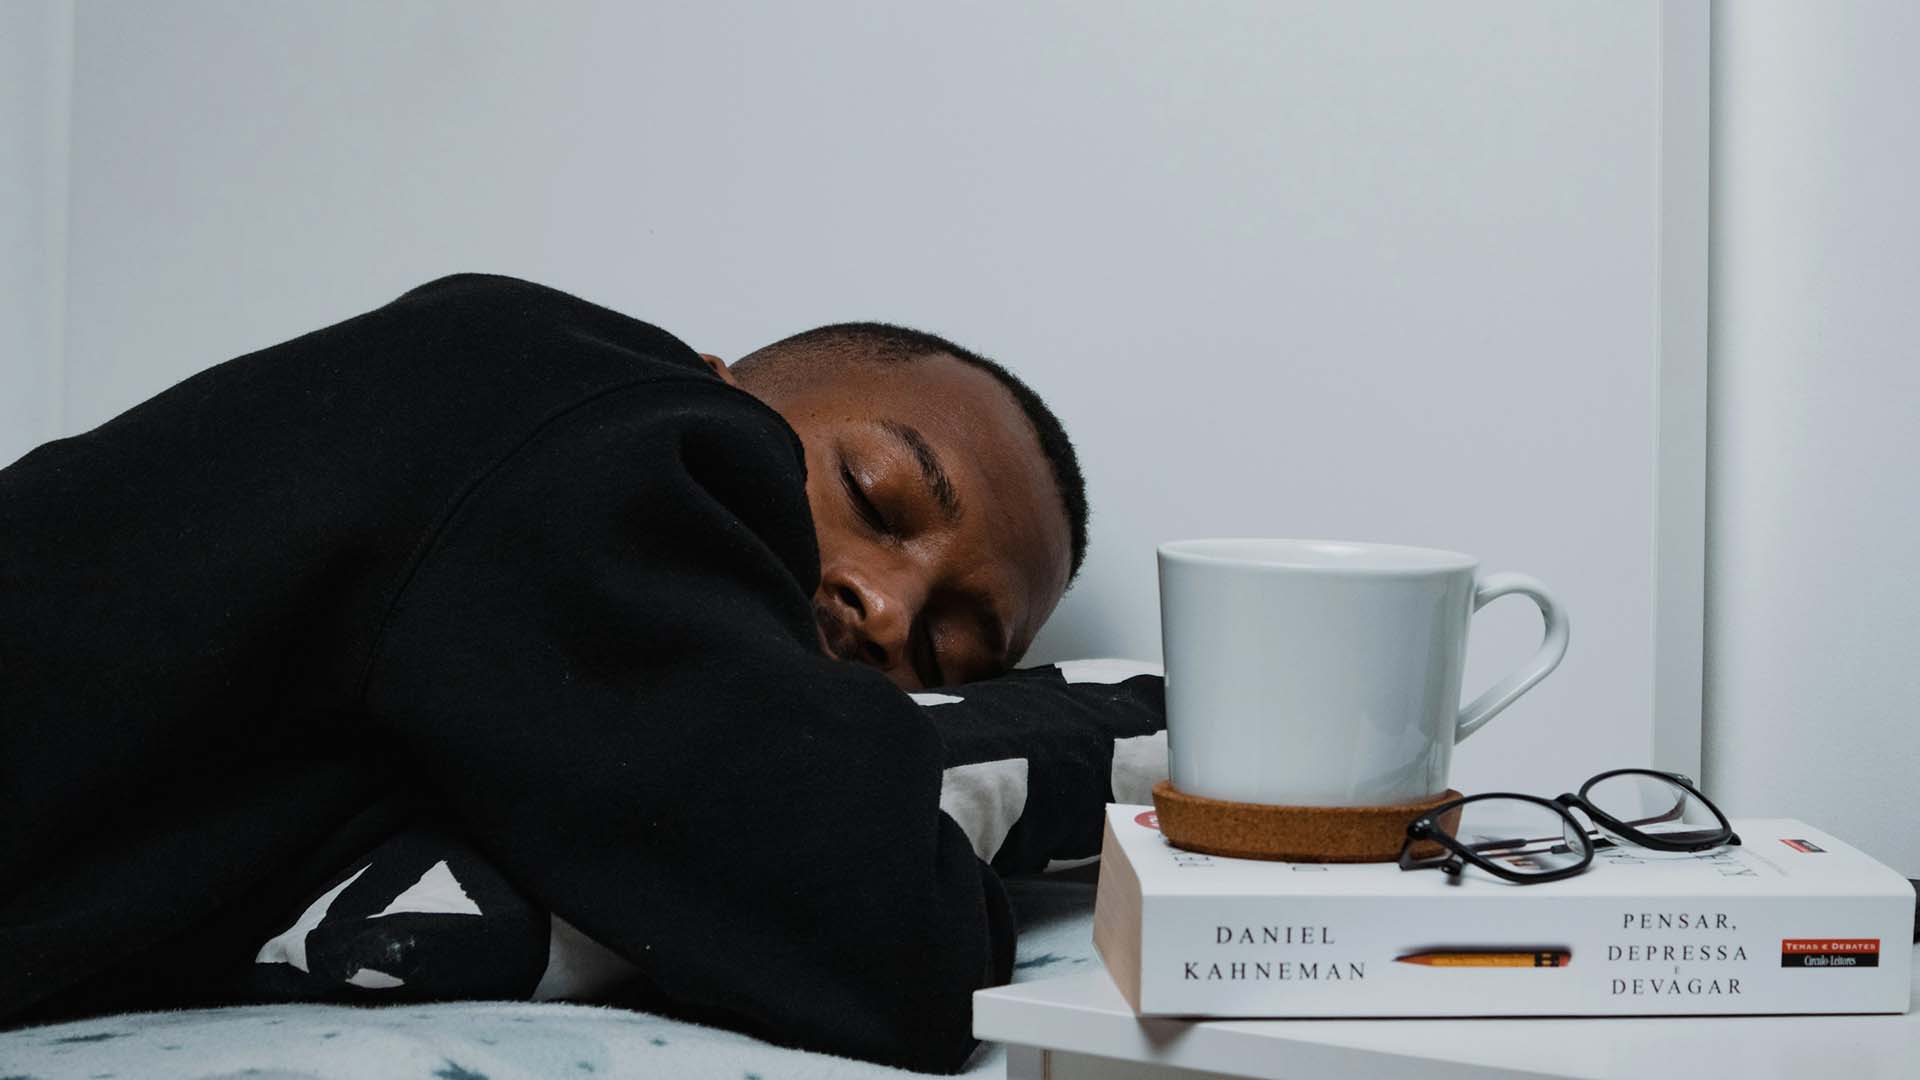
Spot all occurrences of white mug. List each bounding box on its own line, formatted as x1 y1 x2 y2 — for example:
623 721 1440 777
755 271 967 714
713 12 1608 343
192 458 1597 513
1157 538 1569 807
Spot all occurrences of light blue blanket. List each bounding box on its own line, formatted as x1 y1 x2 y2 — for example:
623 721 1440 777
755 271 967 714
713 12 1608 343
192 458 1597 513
0 875 1098 1080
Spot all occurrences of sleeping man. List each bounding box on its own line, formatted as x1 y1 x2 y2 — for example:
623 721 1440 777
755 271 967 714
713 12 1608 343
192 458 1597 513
0 274 1164 1073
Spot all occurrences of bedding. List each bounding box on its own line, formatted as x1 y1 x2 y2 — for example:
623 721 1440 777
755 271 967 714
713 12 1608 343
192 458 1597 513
0 873 1103 1080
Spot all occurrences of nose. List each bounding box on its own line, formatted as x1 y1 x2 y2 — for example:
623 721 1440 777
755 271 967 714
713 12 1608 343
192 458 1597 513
823 567 917 679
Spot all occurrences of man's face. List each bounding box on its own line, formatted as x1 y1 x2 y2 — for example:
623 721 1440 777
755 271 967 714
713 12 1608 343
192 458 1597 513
710 352 1071 689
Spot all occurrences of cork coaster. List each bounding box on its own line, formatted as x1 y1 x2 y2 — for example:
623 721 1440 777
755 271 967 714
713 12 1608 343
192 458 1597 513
1152 780 1463 863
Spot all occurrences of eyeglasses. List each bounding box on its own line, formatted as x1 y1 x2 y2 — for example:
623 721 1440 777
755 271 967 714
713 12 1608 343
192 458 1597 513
1398 768 1741 884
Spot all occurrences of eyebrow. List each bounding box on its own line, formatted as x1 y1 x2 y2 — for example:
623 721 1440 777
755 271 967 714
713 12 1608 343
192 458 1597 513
877 420 960 523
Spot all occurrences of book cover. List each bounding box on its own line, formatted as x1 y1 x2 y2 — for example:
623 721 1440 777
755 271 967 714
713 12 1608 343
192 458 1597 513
1093 804 1913 1017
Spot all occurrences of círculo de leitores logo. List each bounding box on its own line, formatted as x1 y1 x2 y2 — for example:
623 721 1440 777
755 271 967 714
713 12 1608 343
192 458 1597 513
1781 938 1879 968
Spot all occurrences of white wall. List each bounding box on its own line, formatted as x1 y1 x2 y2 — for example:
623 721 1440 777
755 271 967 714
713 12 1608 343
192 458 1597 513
1707 1 1920 872
0 0 70 467
38 0 1691 798
14 0 1912 873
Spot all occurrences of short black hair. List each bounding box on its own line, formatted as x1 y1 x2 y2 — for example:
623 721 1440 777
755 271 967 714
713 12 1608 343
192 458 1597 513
735 322 1088 584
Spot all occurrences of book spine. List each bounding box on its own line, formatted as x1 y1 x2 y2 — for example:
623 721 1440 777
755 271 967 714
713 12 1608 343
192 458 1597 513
1139 892 1911 1017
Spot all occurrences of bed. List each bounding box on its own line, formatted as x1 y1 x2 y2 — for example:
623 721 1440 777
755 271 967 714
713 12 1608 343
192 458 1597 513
0 862 1099 1079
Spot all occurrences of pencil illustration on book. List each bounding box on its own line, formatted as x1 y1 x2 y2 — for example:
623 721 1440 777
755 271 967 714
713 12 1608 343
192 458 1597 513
1396 948 1572 968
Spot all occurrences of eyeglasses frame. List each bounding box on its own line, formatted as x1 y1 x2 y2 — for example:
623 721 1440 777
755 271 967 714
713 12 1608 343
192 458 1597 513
1398 768 1741 885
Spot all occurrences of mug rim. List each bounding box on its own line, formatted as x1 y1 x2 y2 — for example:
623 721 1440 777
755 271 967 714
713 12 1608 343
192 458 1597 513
1157 537 1478 575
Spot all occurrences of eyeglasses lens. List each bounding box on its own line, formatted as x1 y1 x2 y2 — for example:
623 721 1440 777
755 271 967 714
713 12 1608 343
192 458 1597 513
1453 797 1589 876
1582 772 1724 847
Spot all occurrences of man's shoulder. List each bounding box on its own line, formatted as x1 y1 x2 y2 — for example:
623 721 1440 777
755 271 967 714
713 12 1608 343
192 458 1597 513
360 274 807 483
383 273 708 376
393 272 568 308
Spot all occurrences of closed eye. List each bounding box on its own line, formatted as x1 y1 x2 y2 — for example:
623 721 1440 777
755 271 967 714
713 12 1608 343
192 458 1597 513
840 460 891 535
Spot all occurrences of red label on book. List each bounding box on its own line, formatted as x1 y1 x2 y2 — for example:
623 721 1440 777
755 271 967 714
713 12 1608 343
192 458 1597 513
1781 938 1880 968
1134 810 1160 830
1782 939 1879 954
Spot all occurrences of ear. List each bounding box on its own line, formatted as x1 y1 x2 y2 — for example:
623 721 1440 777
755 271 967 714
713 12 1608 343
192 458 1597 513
697 353 741 388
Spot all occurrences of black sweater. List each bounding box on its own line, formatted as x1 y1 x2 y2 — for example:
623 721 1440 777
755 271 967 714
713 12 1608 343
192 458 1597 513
0 275 1016 1072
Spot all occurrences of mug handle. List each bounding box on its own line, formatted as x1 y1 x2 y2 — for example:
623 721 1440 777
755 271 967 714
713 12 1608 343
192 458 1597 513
1455 572 1570 742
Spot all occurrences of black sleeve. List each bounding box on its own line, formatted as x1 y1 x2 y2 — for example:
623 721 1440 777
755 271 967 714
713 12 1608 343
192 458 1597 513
918 665 1165 876
362 377 1010 1074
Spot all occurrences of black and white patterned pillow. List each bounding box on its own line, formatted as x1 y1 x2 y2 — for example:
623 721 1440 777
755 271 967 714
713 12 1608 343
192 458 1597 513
250 822 552 1001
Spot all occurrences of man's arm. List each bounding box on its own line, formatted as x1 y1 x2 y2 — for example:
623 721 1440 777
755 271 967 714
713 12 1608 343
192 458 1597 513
363 375 1009 1073
920 664 1166 875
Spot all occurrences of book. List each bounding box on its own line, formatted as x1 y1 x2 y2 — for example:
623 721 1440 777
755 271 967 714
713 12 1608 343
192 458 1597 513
1092 803 1913 1017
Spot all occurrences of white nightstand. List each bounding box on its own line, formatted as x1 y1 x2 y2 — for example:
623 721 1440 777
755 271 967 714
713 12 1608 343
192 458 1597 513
975 945 1920 1079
